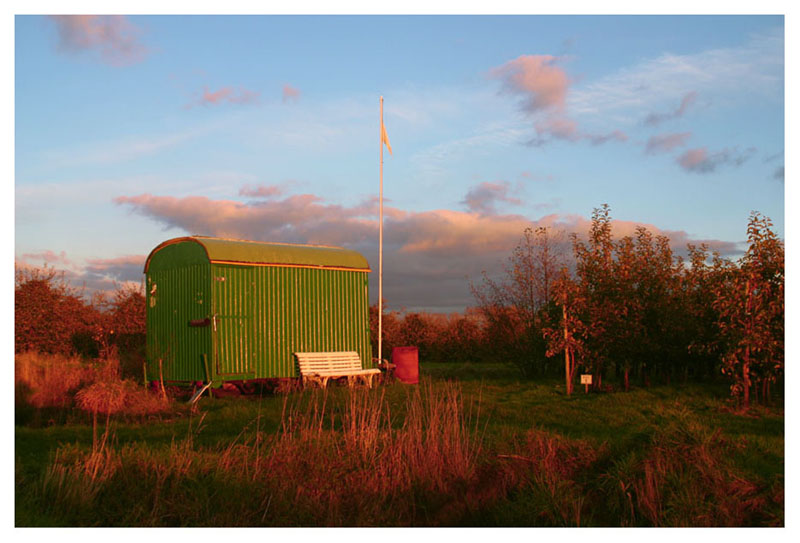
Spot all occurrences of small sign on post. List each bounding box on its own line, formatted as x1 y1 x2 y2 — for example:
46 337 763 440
581 374 592 394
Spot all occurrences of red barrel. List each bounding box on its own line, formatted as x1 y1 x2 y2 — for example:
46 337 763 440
392 346 419 384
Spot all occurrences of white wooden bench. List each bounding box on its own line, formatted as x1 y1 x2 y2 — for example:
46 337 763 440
295 351 381 389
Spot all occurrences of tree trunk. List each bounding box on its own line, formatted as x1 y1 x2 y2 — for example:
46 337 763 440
743 277 753 410
624 368 629 392
743 349 751 410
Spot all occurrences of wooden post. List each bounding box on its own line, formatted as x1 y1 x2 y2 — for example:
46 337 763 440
563 302 572 396
158 357 167 400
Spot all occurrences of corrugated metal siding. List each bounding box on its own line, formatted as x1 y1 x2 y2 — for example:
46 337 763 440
211 263 371 378
211 265 254 377
146 261 211 382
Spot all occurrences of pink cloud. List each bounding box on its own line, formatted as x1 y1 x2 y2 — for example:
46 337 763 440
679 148 710 171
489 55 569 112
491 54 627 147
15 252 145 299
282 84 301 103
202 87 234 104
239 184 286 199
20 250 74 268
528 120 627 147
645 132 692 154
190 86 260 108
48 15 148 66
534 116 580 142
644 91 698 126
461 181 522 215
677 146 756 174
114 187 740 312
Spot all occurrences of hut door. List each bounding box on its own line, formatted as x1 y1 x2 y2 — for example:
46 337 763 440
212 267 255 378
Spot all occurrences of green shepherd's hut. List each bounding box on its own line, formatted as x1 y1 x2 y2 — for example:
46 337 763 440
144 236 373 387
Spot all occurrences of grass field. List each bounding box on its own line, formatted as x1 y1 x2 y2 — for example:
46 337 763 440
15 361 784 527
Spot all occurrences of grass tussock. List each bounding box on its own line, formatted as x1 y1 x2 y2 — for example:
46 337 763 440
15 352 101 408
76 379 169 418
607 416 778 526
15 352 170 420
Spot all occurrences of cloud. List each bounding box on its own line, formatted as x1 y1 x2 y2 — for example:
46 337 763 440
490 54 628 147
677 146 756 174
48 15 148 66
113 192 378 246
239 184 286 199
772 166 784 181
532 116 579 142
15 252 145 297
569 29 782 122
114 186 740 312
645 132 692 154
83 255 147 283
489 55 570 113
643 91 698 126
40 130 202 169
461 181 522 215
189 86 260 108
411 124 529 178
19 250 75 269
587 130 628 146
282 84 301 103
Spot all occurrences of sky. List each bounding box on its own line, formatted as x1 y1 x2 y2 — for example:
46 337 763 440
14 14 785 313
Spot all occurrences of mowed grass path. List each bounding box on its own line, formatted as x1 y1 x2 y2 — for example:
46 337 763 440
16 362 784 526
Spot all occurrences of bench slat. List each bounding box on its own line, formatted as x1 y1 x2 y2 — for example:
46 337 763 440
295 351 380 389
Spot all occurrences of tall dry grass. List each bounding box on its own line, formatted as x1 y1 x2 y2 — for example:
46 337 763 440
15 352 106 408
36 379 485 526
26 380 781 527
15 351 170 421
